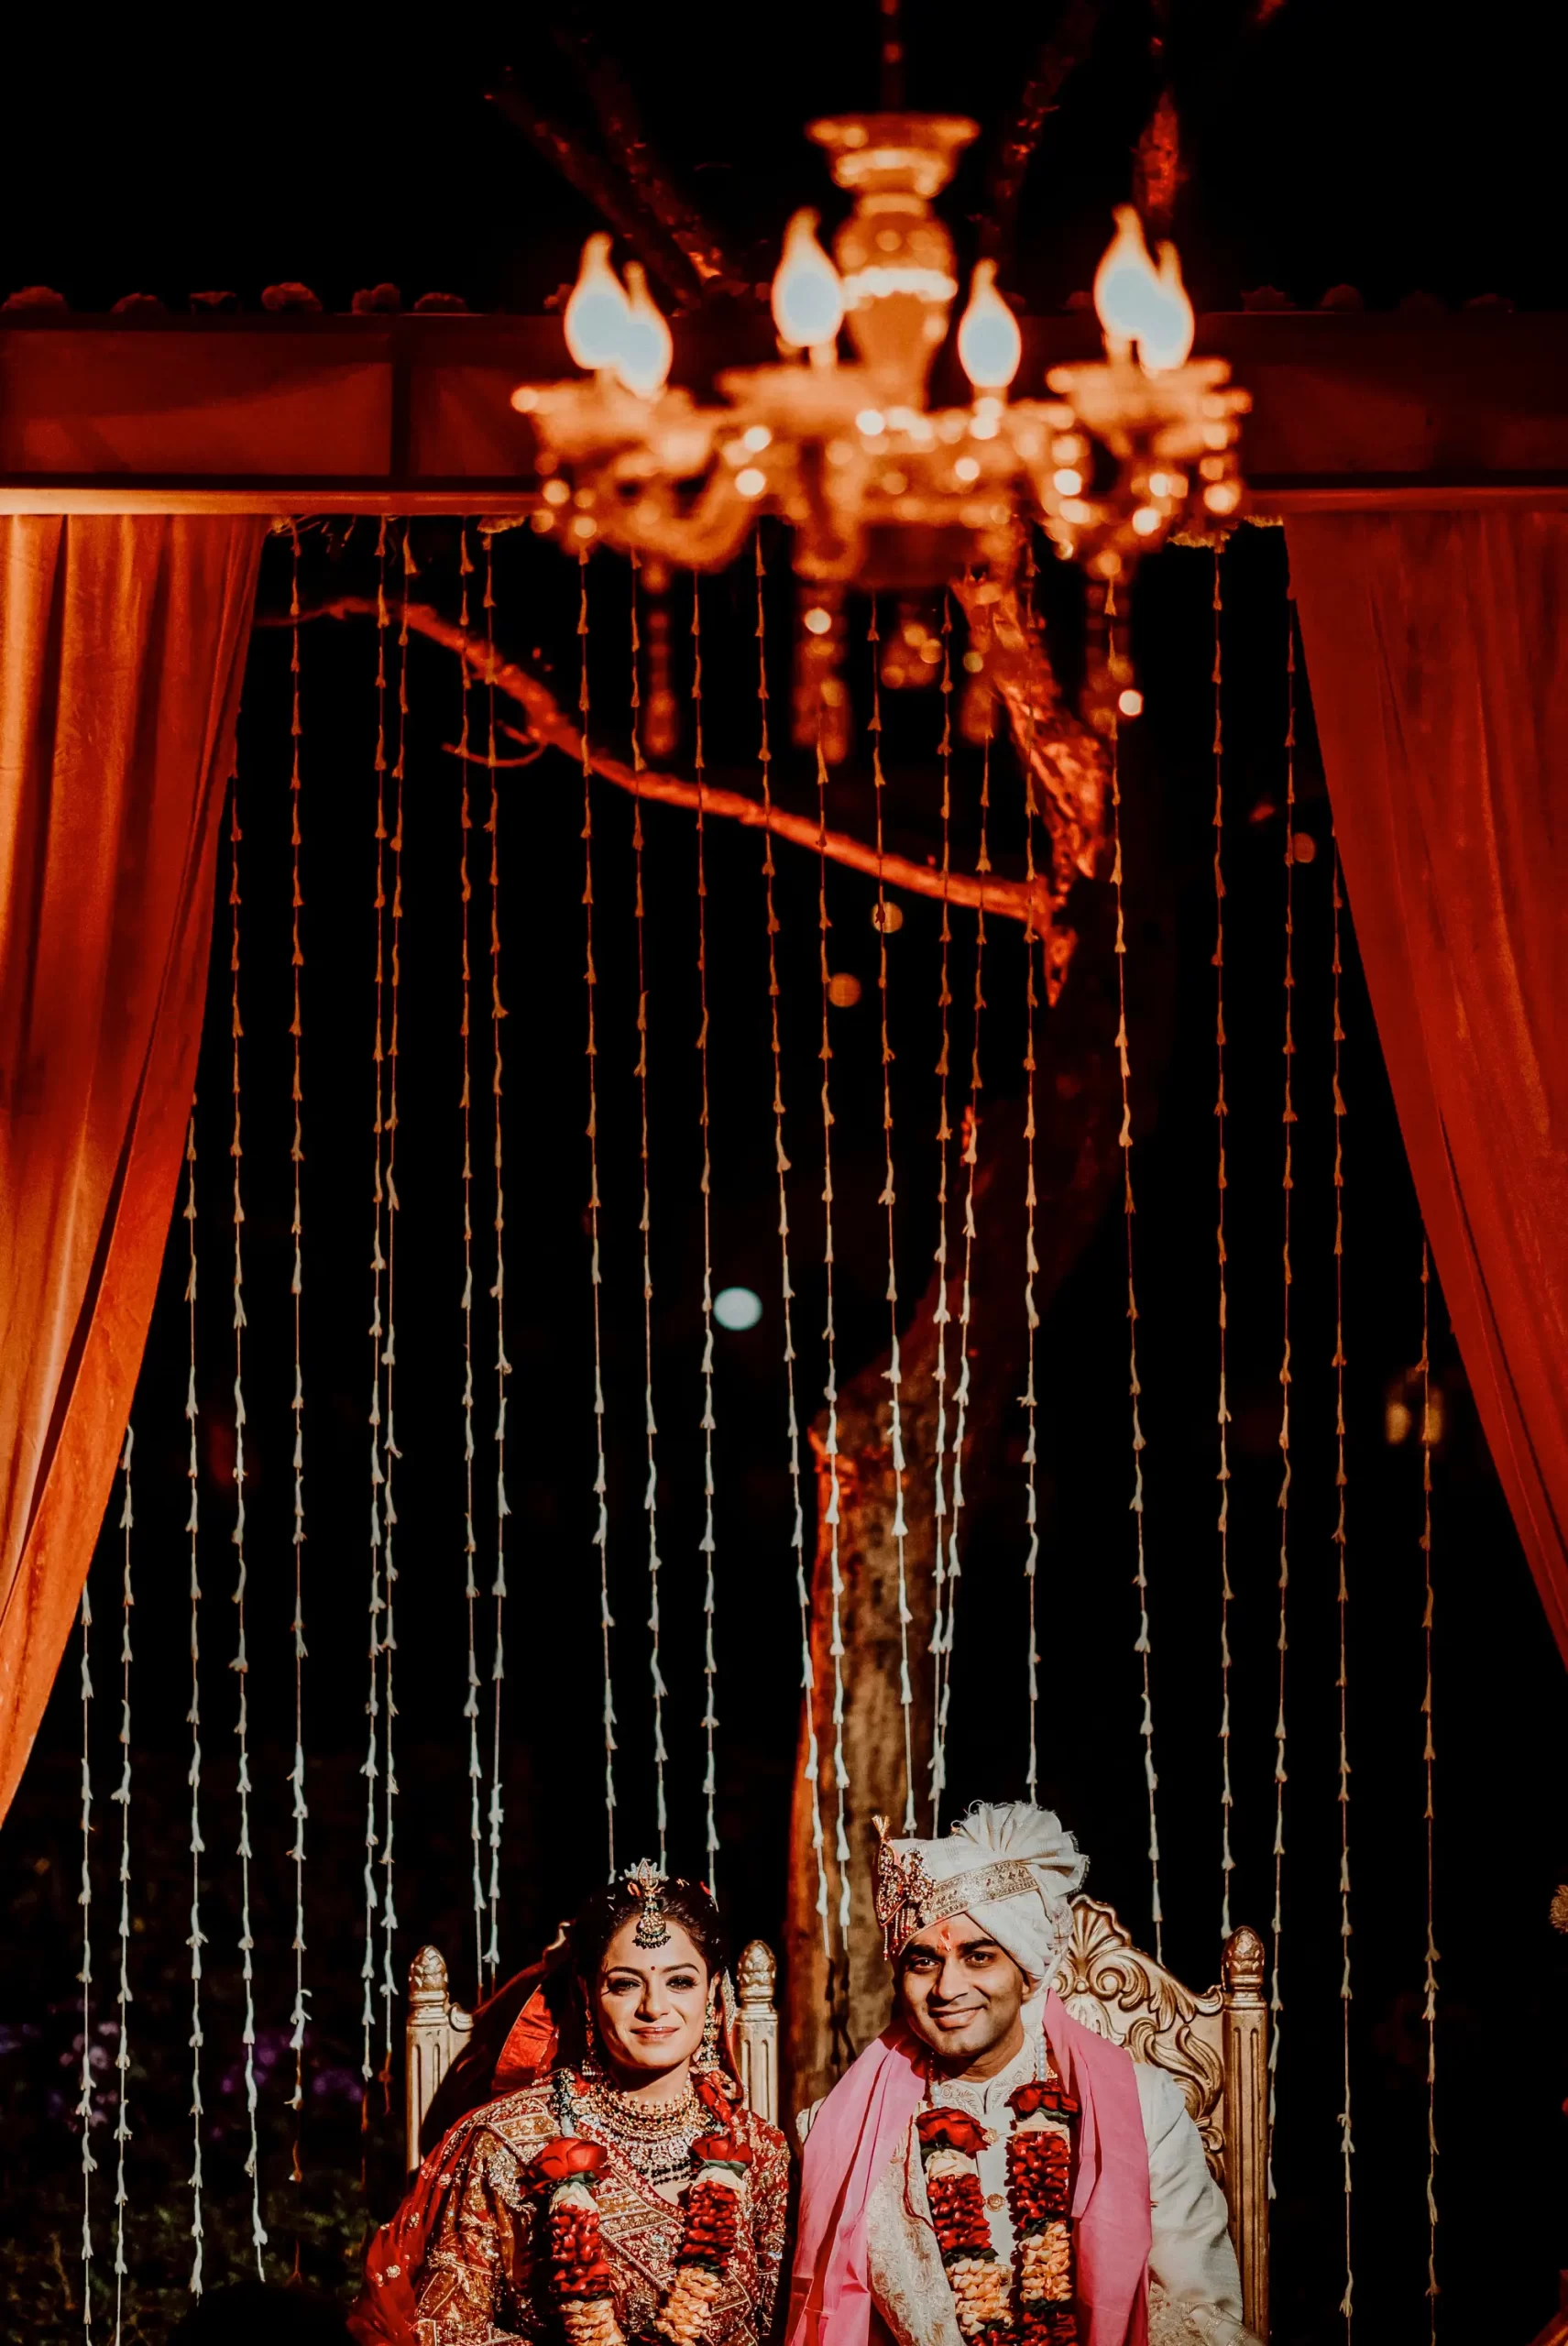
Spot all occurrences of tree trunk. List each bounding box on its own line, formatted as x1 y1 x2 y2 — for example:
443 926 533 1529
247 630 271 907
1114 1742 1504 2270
783 887 1132 2115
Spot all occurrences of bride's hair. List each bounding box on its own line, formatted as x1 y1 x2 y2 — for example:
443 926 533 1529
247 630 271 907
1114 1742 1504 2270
568 1874 729 1984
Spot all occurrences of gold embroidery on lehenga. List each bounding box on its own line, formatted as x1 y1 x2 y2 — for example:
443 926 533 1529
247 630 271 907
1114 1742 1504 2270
411 2083 790 2346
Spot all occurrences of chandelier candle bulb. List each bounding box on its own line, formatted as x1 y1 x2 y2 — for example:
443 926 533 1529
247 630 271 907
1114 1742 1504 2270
1092 208 1191 371
772 210 845 354
564 235 635 377
956 261 1021 395
616 265 674 402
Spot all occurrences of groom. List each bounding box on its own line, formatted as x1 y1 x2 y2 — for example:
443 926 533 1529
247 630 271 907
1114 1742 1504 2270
786 1803 1255 2346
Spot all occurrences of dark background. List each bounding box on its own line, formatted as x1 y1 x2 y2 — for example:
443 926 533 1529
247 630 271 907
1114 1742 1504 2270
1 7 1565 2343
4 1 1567 315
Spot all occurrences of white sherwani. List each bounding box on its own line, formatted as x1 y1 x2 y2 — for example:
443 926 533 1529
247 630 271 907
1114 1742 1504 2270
801 2037 1257 2346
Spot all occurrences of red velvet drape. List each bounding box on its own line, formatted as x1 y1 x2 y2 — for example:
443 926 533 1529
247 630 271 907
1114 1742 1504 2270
1289 510 1568 1663
0 513 264 1822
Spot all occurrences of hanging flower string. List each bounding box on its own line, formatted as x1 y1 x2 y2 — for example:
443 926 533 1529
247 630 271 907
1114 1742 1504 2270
182 1111 206 2298
1018 557 1041 1803
869 601 916 1833
1420 1239 1439 2334
378 527 411 2080
816 702 851 1941
928 610 955 1827
287 524 310 2171
1267 577 1297 2198
77 1574 95 2334
692 576 721 1885
229 778 268 2275
916 2083 1080 2346
1330 831 1354 2330
361 522 389 2101
111 1425 134 2341
487 534 512 1979
532 2100 752 2346
757 540 829 1950
1212 551 1234 1939
628 555 670 1871
937 731 991 1812
583 548 616 1880
1103 583 1162 1964
457 529 486 1979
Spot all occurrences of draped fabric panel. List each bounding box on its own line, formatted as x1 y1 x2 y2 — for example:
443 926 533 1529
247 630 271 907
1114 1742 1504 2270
1289 510 1568 1663
0 513 265 1823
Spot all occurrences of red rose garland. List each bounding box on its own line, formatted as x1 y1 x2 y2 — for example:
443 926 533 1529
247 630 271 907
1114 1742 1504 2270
1005 2080 1079 2346
532 2089 752 2346
915 2073 1080 2346
916 2109 1013 2346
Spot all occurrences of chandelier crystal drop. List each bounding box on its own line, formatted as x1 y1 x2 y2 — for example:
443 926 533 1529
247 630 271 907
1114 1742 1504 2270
514 111 1249 725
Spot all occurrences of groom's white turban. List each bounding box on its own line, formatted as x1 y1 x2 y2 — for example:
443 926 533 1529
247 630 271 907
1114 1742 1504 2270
874 1801 1088 1985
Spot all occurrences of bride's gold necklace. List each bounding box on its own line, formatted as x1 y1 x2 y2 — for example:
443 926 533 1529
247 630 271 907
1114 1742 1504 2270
578 2076 704 2185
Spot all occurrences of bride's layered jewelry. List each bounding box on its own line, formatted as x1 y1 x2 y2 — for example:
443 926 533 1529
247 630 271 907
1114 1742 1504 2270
579 2078 707 2187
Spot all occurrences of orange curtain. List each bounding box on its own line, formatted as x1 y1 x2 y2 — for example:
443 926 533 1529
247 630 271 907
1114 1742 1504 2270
1289 510 1568 1663
0 513 264 1822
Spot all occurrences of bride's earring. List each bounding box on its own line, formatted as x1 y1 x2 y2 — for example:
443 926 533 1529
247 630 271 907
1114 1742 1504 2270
579 1986 606 2081
695 1990 720 2070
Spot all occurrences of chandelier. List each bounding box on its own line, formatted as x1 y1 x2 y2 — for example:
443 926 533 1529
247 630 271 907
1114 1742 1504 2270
511 110 1248 734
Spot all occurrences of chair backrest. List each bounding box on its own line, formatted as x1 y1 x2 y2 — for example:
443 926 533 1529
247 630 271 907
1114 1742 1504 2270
1058 1896 1269 2341
405 1937 781 2178
406 1945 476 2174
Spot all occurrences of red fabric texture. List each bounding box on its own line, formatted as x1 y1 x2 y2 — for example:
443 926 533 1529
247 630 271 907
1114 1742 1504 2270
1289 510 1568 1661
0 513 263 1821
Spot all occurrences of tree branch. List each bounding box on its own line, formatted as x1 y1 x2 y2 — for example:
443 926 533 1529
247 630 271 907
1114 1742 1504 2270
488 73 707 312
979 0 1102 271
951 573 1108 996
551 24 751 299
1132 89 1183 236
282 596 1058 933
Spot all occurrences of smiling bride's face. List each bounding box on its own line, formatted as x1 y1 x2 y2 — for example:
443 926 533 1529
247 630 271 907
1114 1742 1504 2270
594 1916 710 2088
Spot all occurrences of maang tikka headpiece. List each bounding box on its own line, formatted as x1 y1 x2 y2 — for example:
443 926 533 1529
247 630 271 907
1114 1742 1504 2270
624 1858 672 1950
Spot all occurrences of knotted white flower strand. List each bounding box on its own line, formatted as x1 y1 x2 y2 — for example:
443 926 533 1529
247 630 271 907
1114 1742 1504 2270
77 1576 95 2334
692 577 721 1884
228 780 267 2273
182 1111 206 2297
756 542 828 1948
111 1426 134 2343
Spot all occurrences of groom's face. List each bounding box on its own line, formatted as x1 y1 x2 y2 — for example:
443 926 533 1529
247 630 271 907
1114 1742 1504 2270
896 1911 1028 2069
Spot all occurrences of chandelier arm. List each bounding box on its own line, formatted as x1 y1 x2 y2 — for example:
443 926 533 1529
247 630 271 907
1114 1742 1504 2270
592 481 758 574
283 596 1056 934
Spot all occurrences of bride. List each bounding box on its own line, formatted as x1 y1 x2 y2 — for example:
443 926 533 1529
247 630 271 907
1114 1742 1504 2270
353 1863 791 2346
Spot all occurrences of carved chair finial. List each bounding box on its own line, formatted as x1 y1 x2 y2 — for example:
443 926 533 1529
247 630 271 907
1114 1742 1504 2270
409 1945 450 2006
1222 1924 1266 2000
737 1938 776 2005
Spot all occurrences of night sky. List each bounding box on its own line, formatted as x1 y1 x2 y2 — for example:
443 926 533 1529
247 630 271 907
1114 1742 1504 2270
1 10 1563 2343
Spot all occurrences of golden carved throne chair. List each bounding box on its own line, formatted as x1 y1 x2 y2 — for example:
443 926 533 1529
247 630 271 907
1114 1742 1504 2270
405 1936 782 2176
1059 1896 1270 2341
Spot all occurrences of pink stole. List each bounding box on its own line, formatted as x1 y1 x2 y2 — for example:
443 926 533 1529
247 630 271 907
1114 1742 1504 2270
785 1993 1150 2346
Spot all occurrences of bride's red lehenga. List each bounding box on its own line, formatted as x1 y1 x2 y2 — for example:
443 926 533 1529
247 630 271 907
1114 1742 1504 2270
387 2077 790 2343
352 1958 790 2346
